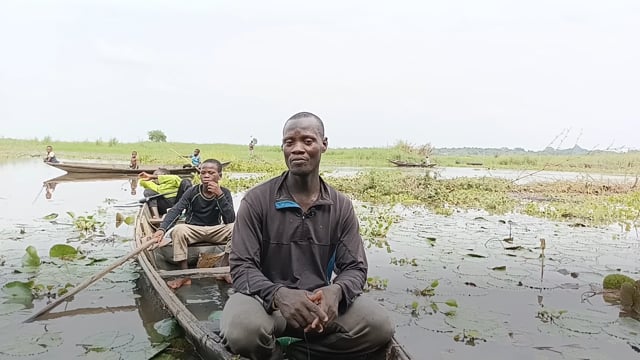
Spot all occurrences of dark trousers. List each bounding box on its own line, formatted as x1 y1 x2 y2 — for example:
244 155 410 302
221 293 394 360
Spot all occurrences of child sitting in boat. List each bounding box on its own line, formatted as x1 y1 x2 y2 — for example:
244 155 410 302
138 169 192 219
130 151 139 169
44 145 59 163
148 159 234 289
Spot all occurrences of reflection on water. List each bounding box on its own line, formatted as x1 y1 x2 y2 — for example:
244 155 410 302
2 160 640 359
365 207 640 359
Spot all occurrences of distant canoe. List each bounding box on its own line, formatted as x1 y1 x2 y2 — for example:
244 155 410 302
45 161 230 175
388 159 436 168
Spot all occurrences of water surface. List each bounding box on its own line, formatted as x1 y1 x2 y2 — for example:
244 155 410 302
1 160 639 359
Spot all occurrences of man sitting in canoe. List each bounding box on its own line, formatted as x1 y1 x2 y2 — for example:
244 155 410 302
148 159 235 289
221 112 394 359
138 168 192 219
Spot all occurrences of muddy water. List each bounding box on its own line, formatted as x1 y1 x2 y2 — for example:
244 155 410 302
0 160 200 359
1 160 639 359
365 207 640 359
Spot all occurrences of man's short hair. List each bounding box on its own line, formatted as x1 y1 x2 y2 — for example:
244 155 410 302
284 112 325 138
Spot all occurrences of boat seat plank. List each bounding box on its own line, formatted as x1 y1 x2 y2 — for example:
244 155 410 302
158 266 230 278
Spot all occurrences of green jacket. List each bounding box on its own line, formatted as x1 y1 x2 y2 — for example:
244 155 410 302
139 175 182 198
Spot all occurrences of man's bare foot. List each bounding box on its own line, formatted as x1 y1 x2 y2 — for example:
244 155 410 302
167 277 191 289
213 273 232 284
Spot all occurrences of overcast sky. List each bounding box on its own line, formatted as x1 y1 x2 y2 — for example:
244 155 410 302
0 0 638 150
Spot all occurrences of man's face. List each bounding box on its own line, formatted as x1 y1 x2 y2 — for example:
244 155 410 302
200 163 221 184
46 146 52 152
282 117 327 176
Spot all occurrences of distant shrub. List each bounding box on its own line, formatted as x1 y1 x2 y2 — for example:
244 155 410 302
43 136 52 143
148 130 167 142
108 137 118 146
95 138 103 146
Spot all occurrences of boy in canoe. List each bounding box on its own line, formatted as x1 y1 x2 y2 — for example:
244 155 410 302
130 150 139 169
148 159 235 288
221 112 394 359
182 148 201 168
138 169 192 219
44 145 59 163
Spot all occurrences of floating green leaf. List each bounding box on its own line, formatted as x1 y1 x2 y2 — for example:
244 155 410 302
43 213 59 221
430 280 439 288
124 216 135 225
0 302 26 315
445 299 458 308
49 244 78 259
22 245 41 267
491 266 507 271
1 281 34 301
466 253 487 258
154 318 181 339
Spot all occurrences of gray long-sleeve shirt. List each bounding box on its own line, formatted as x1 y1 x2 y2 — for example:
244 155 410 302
230 171 368 313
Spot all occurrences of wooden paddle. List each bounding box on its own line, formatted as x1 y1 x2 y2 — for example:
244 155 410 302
23 238 157 323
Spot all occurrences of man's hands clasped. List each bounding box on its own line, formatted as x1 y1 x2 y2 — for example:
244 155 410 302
273 284 342 334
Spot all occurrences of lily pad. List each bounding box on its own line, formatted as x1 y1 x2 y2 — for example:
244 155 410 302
21 245 41 267
43 213 59 221
78 331 134 350
0 302 26 315
0 331 63 356
118 341 170 360
50 244 78 259
153 318 181 339
1 281 34 302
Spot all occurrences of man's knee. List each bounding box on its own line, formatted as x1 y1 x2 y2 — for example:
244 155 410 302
366 308 394 346
222 295 272 356
171 224 188 240
349 297 395 346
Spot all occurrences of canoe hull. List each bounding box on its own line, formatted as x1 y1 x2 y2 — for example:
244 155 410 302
47 161 230 175
388 159 436 168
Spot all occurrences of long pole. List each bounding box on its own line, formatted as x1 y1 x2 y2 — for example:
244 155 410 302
24 238 157 323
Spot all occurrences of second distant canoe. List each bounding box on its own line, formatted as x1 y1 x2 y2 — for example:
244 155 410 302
388 159 436 168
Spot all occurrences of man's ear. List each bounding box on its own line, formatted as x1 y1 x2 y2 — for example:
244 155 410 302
322 137 328 153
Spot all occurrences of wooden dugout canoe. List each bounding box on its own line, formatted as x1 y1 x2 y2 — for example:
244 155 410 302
388 159 436 168
134 203 412 360
46 161 231 175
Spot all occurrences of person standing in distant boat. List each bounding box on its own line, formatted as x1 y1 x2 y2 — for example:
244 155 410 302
44 145 59 163
182 148 201 168
130 151 139 169
249 137 257 157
